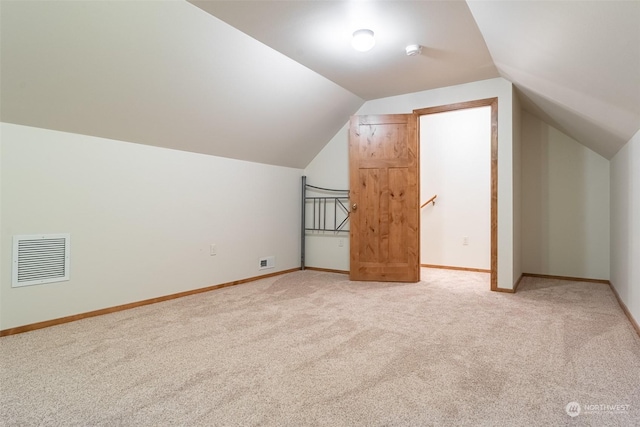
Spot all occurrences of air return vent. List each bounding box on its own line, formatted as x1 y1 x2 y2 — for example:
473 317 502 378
259 256 275 270
12 234 70 288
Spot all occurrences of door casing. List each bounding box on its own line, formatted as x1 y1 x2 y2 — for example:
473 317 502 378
348 99 498 289
414 98 498 290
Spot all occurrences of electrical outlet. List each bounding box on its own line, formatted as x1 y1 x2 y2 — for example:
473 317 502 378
338 239 344 247
463 236 469 246
210 244 217 256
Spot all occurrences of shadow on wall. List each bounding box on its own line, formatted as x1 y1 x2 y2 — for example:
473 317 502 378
420 107 491 271
522 111 609 279
610 131 638 306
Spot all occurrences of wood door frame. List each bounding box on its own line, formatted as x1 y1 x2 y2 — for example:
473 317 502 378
414 98 498 291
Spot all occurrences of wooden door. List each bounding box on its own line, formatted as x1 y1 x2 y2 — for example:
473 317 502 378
349 114 420 282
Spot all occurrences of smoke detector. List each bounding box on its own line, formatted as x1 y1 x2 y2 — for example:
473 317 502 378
405 44 422 56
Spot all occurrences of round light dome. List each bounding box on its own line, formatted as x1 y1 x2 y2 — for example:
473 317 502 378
352 29 375 52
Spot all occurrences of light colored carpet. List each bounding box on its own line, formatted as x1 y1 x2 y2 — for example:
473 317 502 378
1 268 639 426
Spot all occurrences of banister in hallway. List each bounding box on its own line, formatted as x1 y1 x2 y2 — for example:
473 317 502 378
421 194 437 209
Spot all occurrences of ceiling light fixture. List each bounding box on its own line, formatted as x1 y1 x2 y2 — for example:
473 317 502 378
405 44 422 56
352 29 375 52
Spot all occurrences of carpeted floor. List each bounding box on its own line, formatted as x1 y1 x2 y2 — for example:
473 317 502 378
1 268 639 426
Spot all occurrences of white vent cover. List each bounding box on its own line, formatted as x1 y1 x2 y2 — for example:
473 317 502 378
259 256 275 270
12 234 70 288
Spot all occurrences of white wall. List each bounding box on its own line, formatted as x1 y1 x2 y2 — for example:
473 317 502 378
521 111 610 280
420 107 491 270
610 128 640 326
0 123 302 330
512 89 523 284
302 124 350 271
305 77 517 289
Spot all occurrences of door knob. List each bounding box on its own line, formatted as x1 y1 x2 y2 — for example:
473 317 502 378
352 203 357 211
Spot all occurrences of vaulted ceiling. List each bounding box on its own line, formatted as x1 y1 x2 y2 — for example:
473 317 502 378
1 1 638 167
190 0 500 100
467 0 640 159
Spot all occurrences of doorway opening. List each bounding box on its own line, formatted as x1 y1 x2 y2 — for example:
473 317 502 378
414 99 498 290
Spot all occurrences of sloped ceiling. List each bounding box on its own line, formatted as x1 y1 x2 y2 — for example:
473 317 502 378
190 0 499 100
467 0 640 159
0 0 363 168
1 1 639 166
